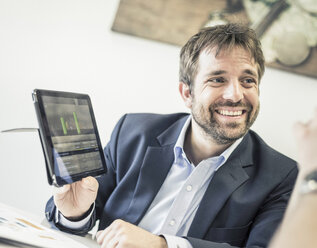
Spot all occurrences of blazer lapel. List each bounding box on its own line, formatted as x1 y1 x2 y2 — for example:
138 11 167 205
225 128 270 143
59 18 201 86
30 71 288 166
188 133 253 238
124 115 189 224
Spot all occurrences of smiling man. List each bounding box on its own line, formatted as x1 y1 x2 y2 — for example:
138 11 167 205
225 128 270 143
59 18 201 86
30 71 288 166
180 45 261 164
46 24 298 248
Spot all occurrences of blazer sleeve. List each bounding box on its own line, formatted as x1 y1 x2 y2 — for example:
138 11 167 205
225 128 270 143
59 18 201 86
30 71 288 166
186 166 298 248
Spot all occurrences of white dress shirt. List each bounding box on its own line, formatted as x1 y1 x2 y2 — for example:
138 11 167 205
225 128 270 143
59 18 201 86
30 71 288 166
57 116 243 248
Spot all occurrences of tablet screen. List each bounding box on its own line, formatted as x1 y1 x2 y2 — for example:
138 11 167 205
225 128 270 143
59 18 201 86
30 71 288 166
33 89 106 186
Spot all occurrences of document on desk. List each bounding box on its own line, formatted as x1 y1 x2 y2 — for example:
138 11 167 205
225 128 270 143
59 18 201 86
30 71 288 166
0 203 89 248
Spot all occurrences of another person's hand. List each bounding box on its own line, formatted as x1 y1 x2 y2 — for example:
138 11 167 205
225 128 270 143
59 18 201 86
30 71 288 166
293 108 317 174
53 176 99 219
96 219 167 248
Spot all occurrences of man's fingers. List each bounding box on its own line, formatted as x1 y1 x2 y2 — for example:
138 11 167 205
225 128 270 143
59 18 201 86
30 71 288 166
103 237 119 248
95 230 102 240
96 227 112 245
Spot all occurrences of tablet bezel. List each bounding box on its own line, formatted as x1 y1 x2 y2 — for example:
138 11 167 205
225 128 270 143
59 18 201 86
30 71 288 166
32 89 107 187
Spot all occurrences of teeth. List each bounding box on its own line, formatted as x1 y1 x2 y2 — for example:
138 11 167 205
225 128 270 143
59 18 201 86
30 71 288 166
218 110 243 116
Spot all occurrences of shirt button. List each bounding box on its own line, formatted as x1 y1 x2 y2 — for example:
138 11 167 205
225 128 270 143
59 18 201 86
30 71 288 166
169 219 176 226
186 185 193 192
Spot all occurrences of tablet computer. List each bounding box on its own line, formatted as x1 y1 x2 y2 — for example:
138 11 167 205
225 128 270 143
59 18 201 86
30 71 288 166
32 89 107 187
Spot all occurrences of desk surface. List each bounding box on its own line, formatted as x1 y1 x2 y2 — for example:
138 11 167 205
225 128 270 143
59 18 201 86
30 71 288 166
0 202 99 248
42 221 99 248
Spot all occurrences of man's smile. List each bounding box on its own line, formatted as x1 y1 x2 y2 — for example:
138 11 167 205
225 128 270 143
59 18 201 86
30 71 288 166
215 109 246 117
213 107 249 121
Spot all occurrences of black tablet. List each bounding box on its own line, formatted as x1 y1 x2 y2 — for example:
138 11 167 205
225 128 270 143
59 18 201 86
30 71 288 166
32 89 106 187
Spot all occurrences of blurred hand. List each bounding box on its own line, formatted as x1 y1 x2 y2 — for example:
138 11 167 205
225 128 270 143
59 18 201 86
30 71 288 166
293 108 317 173
53 176 99 219
95 219 167 248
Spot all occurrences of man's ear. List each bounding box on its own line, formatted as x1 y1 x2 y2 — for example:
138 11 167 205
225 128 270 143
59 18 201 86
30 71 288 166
179 82 192 109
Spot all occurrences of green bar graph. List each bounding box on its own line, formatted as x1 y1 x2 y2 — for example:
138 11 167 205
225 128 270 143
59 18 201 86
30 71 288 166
73 112 81 134
60 117 67 135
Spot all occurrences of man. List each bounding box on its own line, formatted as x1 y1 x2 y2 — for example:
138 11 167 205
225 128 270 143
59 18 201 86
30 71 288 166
46 23 298 248
269 108 317 248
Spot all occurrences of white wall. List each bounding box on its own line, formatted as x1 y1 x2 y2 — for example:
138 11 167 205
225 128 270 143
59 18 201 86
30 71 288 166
0 0 316 216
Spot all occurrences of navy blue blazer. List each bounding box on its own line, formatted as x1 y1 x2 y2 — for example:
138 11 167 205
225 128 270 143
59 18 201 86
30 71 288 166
46 113 298 248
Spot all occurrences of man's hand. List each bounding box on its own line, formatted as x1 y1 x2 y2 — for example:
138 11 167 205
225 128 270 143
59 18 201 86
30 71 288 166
96 219 167 248
53 176 98 219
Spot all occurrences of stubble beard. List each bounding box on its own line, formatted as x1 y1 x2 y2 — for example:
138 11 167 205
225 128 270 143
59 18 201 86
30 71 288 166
191 100 260 145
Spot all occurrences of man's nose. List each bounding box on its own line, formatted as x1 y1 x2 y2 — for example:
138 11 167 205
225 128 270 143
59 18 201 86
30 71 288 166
222 81 244 102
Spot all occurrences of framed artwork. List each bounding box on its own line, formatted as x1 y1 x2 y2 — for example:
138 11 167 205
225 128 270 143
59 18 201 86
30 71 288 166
112 0 317 78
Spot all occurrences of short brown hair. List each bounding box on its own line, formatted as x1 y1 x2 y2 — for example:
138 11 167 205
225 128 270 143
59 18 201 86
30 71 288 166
179 23 265 88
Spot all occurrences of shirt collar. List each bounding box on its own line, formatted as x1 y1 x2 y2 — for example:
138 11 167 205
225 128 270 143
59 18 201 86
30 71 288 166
173 115 243 167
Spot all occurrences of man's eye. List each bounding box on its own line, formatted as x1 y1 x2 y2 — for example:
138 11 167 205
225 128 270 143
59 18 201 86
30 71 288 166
209 77 225 83
243 78 256 84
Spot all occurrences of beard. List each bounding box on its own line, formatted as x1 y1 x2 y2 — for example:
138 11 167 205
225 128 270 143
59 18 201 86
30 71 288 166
191 99 259 145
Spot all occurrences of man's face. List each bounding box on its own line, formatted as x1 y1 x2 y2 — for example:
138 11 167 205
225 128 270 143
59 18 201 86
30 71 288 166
188 46 260 145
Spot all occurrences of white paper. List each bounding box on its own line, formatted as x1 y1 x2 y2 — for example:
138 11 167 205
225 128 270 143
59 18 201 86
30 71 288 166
0 203 90 248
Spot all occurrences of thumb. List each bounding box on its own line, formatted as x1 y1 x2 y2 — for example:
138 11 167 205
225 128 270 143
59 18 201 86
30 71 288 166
53 184 70 198
81 176 99 192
